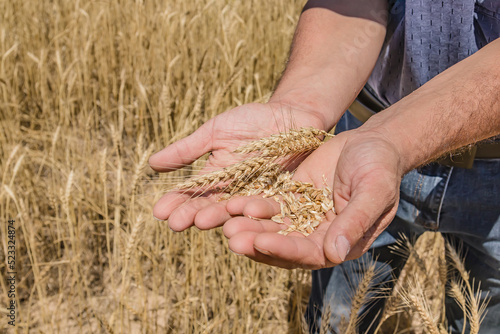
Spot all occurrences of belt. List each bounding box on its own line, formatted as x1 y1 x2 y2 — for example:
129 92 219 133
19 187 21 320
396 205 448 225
348 87 500 168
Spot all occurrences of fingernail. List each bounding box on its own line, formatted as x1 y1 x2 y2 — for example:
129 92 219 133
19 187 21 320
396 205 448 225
229 248 244 256
153 215 166 222
335 235 350 262
254 246 271 256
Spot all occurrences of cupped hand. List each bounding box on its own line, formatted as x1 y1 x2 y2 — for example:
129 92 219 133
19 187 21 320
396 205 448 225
149 102 327 232
223 129 404 269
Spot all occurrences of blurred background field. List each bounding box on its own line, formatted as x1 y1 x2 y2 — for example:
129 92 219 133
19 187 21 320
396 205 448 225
0 0 312 332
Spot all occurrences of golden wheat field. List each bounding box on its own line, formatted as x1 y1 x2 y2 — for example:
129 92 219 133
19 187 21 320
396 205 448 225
0 0 488 333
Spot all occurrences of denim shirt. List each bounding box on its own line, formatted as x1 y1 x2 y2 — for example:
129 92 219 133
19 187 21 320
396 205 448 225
367 0 500 106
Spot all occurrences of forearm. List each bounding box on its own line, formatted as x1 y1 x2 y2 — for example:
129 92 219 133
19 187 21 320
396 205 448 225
363 37 500 173
269 0 388 131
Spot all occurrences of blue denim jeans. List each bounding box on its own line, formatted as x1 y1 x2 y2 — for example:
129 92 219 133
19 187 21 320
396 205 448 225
306 111 500 333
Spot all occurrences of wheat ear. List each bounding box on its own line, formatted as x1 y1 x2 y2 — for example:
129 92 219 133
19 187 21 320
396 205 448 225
124 217 144 262
319 301 333 334
445 242 485 334
399 281 440 334
449 280 468 334
345 262 376 334
234 127 332 157
174 156 276 190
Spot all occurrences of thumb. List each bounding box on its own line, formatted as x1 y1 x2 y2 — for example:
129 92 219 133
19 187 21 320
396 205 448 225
323 184 397 264
149 121 213 172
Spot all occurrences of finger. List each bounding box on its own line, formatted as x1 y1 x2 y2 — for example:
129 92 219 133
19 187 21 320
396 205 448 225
222 216 283 238
324 187 396 264
226 196 280 218
228 231 329 269
347 208 397 259
227 231 303 269
194 201 232 230
149 121 212 172
168 197 215 231
153 192 191 221
253 231 331 269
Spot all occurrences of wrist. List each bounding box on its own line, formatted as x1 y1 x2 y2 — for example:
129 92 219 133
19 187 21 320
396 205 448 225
360 104 444 174
354 118 412 176
269 71 351 131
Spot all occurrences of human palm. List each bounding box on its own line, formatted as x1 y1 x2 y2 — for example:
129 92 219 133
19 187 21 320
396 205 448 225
149 102 326 231
222 130 403 269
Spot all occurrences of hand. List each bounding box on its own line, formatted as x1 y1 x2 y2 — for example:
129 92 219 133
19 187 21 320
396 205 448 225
222 129 403 269
149 101 327 232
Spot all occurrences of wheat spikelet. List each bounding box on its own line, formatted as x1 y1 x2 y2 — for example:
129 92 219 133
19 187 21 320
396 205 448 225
174 156 276 190
438 324 449 334
438 248 448 325
92 309 114 334
338 315 348 333
446 241 469 282
159 84 173 118
100 148 108 185
345 262 376 334
391 234 428 277
63 170 74 219
377 232 446 333
234 127 332 157
219 162 283 198
159 83 174 140
1 144 21 186
110 124 121 155
8 153 25 188
190 81 205 128
301 314 310 334
210 69 242 113
124 216 144 263
319 302 332 334
399 281 440 334
445 241 487 334
449 279 468 333
374 270 405 333
130 144 154 195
